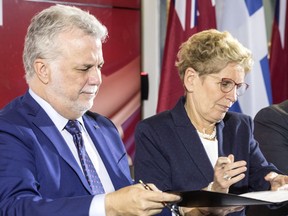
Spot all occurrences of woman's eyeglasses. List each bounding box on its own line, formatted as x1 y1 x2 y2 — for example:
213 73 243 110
208 75 249 96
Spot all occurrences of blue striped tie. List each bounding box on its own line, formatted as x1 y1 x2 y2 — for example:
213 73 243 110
65 120 105 195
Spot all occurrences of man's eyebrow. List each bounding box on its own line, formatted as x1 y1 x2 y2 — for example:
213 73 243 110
81 64 94 68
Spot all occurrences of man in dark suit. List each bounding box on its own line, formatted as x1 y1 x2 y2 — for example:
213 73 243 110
246 100 288 216
254 100 288 174
0 4 180 215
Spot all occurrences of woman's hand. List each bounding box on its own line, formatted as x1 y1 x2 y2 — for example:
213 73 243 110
181 206 244 216
265 172 288 191
210 154 247 193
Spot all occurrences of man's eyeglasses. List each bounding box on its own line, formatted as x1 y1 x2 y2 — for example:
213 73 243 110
209 75 249 96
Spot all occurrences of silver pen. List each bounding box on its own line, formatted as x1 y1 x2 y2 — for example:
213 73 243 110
139 180 181 216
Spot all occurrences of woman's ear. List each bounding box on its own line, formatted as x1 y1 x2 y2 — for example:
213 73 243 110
184 67 197 93
33 58 49 84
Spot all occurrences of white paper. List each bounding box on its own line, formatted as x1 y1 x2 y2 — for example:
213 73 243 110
240 190 288 203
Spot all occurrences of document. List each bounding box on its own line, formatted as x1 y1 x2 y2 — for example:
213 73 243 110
175 190 288 207
240 190 288 203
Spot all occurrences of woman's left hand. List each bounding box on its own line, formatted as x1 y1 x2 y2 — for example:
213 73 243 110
212 154 247 193
265 172 288 191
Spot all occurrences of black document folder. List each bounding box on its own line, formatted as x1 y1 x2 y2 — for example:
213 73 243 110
176 190 278 207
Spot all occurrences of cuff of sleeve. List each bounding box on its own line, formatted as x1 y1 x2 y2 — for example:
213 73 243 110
89 194 106 216
207 182 214 191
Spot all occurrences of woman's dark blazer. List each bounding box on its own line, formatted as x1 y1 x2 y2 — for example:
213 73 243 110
134 96 279 195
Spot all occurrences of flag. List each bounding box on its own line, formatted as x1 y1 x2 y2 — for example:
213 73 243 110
156 0 216 113
270 0 288 104
216 0 272 118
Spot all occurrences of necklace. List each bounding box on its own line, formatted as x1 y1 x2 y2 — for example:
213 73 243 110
197 127 216 140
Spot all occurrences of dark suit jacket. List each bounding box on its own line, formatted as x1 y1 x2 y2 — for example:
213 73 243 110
254 100 288 174
134 97 280 216
0 91 132 216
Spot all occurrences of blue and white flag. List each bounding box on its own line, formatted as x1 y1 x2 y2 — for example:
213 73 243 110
215 0 272 118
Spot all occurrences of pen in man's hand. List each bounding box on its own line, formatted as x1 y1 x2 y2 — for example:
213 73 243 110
139 180 181 216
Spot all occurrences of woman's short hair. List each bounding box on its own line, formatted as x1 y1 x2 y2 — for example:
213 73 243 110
176 29 254 82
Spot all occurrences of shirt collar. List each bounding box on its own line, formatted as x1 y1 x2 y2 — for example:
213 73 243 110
29 89 84 131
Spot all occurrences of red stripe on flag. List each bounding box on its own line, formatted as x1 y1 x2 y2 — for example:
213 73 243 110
270 1 288 103
157 0 216 113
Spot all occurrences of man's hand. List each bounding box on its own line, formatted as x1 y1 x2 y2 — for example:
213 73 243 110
105 183 181 216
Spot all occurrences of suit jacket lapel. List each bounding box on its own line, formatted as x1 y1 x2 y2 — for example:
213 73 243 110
217 121 225 156
171 97 214 182
23 92 92 193
83 115 131 190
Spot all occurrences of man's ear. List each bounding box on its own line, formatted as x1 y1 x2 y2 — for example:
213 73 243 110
33 58 49 84
184 67 197 93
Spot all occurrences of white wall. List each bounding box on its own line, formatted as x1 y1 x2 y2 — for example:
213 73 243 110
141 0 169 119
141 0 162 119
0 0 2 26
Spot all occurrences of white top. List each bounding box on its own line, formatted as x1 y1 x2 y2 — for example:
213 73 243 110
199 135 218 168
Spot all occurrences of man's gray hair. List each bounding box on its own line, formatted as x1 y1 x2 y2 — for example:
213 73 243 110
23 4 108 82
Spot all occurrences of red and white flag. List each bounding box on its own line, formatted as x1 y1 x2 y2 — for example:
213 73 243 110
270 0 288 104
156 0 216 113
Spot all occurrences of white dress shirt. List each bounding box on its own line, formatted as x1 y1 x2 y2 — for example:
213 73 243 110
29 89 114 215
